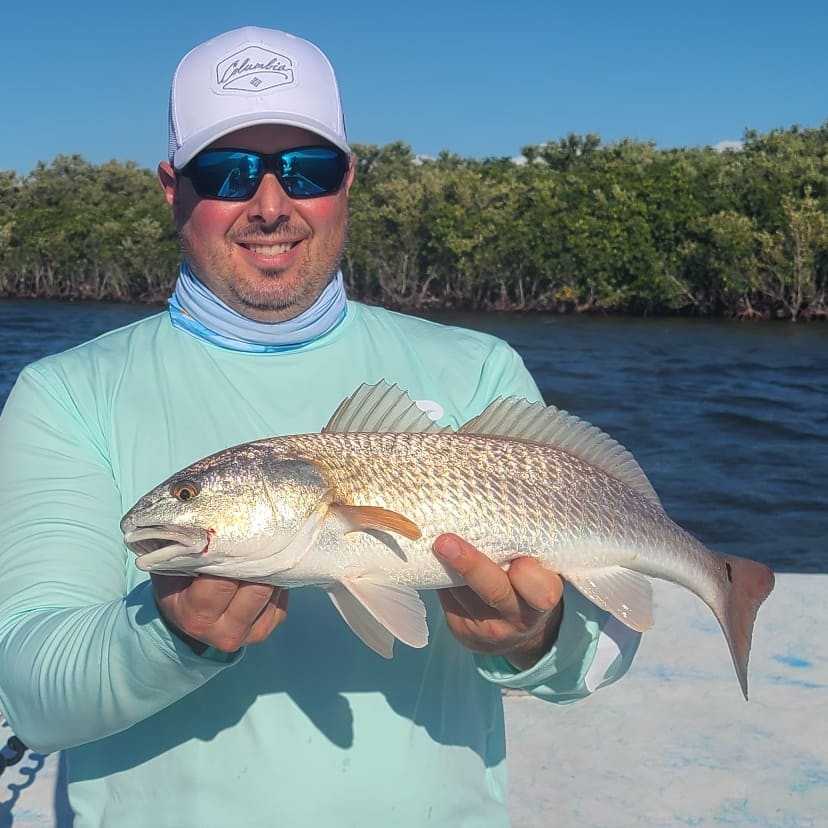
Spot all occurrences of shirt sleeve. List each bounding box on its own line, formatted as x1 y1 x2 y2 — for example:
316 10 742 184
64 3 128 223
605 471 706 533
0 366 242 754
468 340 642 701
474 584 641 701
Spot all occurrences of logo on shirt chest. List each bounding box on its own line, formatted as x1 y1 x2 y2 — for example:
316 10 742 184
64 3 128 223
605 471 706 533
414 399 444 421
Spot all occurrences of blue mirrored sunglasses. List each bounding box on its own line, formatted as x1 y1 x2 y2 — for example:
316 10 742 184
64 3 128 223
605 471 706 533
180 146 350 200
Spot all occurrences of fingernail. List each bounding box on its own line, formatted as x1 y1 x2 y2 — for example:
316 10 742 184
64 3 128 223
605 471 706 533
434 536 462 561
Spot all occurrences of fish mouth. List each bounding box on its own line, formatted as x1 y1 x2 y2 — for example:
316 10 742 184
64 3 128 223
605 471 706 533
123 525 208 570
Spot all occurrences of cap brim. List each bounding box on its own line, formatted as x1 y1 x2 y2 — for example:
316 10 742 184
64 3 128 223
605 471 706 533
172 112 350 168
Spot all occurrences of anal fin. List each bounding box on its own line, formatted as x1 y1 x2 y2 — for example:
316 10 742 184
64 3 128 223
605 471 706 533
565 566 654 632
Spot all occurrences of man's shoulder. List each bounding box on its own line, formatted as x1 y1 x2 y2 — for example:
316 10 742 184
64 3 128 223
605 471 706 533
26 311 169 377
352 303 510 356
347 303 539 423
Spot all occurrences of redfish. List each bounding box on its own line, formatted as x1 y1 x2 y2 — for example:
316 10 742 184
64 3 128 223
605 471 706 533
121 382 775 698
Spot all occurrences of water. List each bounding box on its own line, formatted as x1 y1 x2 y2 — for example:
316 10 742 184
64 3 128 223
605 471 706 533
1 300 825 573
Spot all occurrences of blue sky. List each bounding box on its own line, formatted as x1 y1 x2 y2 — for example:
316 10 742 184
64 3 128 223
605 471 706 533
4 0 827 175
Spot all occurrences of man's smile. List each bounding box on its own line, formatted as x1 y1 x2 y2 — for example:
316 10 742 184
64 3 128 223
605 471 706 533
239 241 300 256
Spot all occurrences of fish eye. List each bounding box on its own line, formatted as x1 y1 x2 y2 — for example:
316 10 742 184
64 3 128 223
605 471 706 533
171 481 200 502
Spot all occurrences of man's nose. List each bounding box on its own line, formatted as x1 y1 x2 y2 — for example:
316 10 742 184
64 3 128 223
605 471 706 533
246 173 290 222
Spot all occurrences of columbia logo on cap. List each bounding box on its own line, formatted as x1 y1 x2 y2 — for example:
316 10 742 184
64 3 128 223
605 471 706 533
215 47 295 93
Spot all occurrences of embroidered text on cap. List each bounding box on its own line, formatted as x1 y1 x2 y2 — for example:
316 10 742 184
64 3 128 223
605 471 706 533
215 47 296 93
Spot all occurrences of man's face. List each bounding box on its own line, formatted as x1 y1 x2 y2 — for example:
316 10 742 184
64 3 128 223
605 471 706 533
159 124 354 322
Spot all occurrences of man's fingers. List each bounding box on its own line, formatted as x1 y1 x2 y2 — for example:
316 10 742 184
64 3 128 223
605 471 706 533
172 574 240 623
152 573 286 651
433 534 564 664
245 588 289 644
438 584 497 622
436 587 465 619
506 557 564 612
219 581 280 630
433 534 523 622
150 572 196 603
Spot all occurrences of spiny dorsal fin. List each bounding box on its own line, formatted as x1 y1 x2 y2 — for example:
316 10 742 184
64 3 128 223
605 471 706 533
323 382 453 435
458 397 661 506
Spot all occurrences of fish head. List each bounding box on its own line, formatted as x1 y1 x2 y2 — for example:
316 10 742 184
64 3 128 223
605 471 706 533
121 441 332 576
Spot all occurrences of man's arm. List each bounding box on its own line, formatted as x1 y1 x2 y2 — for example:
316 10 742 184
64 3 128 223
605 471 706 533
0 368 245 753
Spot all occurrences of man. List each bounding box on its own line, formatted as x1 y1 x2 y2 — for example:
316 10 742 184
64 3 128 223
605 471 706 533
0 27 638 826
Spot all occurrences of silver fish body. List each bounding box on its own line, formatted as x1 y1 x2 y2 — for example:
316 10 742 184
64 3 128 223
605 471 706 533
122 382 775 697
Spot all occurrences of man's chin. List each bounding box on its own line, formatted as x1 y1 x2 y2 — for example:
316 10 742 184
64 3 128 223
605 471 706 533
229 283 310 321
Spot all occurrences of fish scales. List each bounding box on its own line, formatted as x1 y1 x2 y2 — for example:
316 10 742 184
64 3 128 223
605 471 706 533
262 431 708 592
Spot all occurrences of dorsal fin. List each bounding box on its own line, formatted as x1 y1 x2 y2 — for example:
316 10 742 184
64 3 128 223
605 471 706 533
458 397 661 506
323 382 453 435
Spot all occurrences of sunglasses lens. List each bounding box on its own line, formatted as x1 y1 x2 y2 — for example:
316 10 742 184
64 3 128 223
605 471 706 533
188 151 262 199
278 148 348 198
184 147 348 200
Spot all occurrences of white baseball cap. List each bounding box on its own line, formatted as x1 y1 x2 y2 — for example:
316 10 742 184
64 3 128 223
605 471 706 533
167 27 349 169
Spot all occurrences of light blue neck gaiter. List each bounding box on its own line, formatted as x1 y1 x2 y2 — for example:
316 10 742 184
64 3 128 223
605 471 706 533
167 261 348 353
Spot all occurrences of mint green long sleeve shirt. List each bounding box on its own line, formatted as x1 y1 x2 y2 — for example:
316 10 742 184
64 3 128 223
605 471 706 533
0 303 639 827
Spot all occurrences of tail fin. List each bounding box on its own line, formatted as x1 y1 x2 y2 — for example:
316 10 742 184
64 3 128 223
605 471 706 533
713 555 775 700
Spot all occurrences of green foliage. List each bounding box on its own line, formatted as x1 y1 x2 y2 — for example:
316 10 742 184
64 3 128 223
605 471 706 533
0 155 177 301
2 123 827 318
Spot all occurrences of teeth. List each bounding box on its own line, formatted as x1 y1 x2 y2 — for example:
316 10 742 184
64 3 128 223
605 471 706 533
246 242 294 255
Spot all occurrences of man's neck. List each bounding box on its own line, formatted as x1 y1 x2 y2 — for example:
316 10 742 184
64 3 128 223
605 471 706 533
167 262 348 352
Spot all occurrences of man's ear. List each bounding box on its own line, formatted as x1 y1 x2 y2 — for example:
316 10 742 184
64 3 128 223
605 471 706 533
344 155 356 196
158 162 177 206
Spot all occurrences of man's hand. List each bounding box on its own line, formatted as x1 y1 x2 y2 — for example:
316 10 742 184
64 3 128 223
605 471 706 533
433 534 563 671
151 573 289 655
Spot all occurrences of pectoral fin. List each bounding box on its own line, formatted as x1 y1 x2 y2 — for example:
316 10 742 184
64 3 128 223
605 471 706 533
325 577 429 658
330 504 422 540
564 567 654 632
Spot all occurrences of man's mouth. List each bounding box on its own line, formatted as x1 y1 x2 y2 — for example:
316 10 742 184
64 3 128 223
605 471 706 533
239 241 300 256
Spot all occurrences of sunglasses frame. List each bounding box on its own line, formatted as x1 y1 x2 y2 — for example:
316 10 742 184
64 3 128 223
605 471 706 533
179 145 351 201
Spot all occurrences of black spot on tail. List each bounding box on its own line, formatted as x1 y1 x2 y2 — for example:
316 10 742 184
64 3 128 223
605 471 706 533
725 561 733 582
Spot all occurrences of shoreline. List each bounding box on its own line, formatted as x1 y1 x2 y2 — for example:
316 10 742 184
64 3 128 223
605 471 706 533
1 295 826 323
